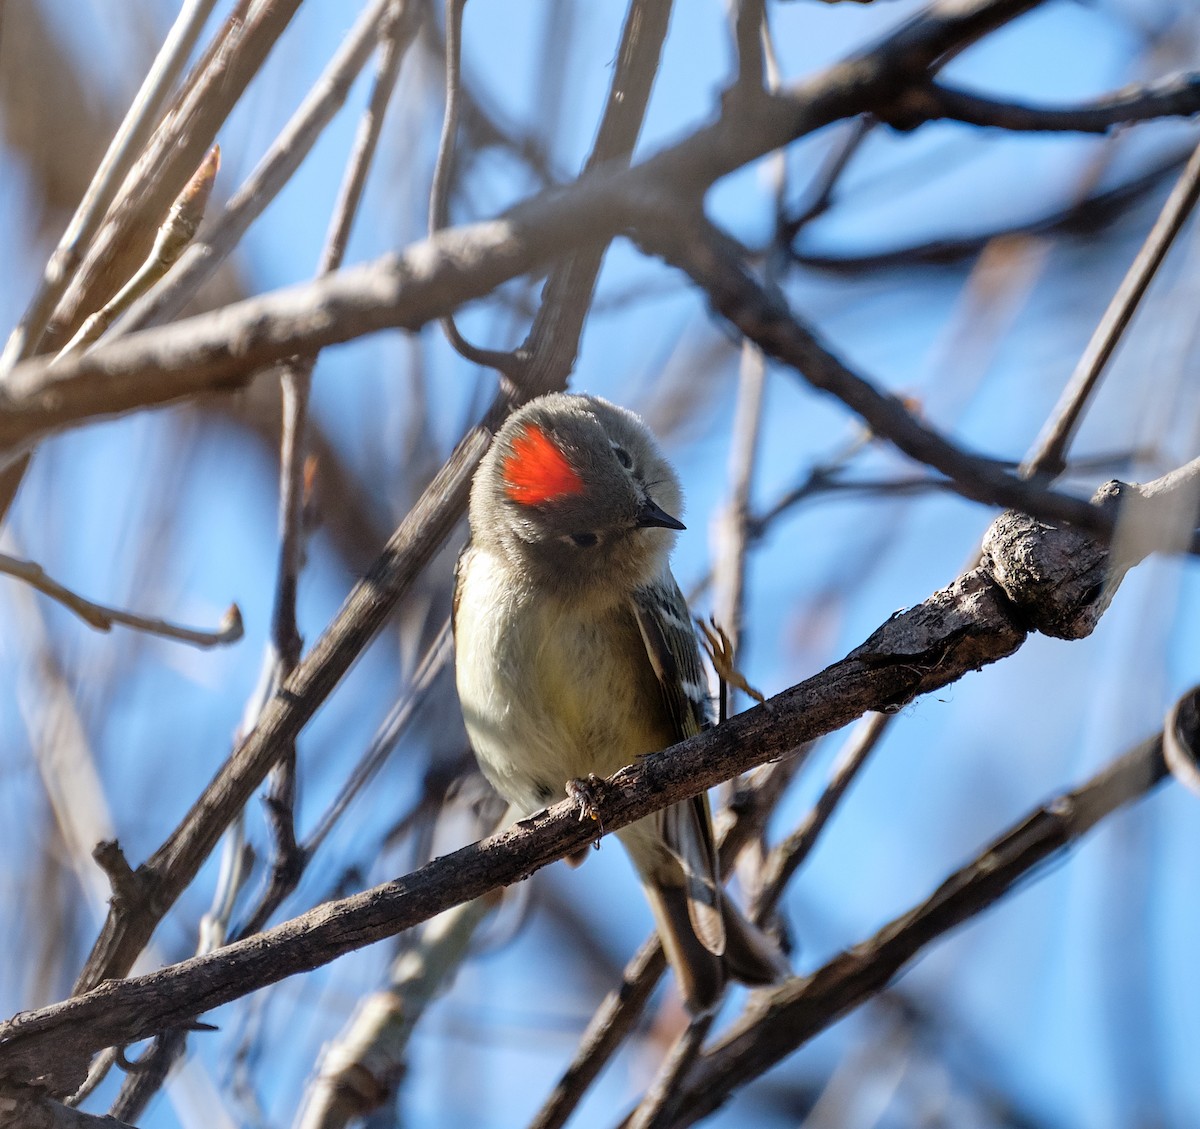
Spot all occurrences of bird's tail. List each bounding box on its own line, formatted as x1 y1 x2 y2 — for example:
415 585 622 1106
641 877 786 1015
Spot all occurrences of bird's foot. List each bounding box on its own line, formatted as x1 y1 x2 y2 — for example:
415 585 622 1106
565 774 608 849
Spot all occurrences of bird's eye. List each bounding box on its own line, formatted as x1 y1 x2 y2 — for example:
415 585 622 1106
612 445 633 469
568 532 598 548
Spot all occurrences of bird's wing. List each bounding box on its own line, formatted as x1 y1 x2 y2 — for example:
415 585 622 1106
451 540 473 640
630 572 725 956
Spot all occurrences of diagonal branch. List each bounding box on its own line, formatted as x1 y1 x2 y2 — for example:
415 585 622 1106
4 462 1195 1098
0 561 1023 1095
0 551 242 648
790 149 1187 271
671 732 1170 1125
636 213 1121 536
0 0 219 371
900 72 1200 134
1023 134 1200 478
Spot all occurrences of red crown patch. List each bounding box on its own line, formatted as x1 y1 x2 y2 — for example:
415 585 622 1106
503 424 584 505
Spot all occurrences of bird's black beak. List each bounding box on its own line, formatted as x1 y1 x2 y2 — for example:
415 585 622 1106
636 498 686 531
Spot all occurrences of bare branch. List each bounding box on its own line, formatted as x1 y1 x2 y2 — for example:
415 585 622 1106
756 712 892 917
528 939 667 1129
900 72 1200 134
1023 135 1200 478
731 0 766 95
0 0 303 522
293 883 502 1128
54 146 221 362
711 341 766 678
637 214 1124 536
47 0 305 347
0 551 243 647
428 0 522 371
0 1090 138 1129
790 149 1187 271
625 1016 715 1129
671 732 1170 1125
118 0 418 339
15 473 1184 1094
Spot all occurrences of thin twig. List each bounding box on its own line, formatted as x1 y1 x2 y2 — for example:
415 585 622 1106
303 619 453 858
53 147 220 362
711 340 767 680
790 148 1186 271
755 712 892 917
48 0 305 344
528 938 667 1129
428 0 521 371
905 72 1200 135
415 11 560 187
778 116 873 243
256 0 417 915
0 550 243 647
1022 134 1200 479
624 1016 715 1129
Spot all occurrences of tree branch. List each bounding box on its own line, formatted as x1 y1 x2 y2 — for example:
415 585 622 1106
0 1091 138 1129
790 149 1187 271
0 551 242 647
671 732 1171 1125
636 213 1130 537
0 0 1048 453
1022 134 1200 477
7 462 1192 1097
899 72 1200 134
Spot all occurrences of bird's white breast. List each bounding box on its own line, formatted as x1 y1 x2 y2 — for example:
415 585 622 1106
455 546 671 815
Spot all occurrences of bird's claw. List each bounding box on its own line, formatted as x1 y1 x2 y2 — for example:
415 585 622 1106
565 774 607 848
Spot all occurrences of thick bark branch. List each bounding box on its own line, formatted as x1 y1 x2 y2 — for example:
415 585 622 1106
0 1090 137 1129
1 559 1022 1096
1 456 1193 1098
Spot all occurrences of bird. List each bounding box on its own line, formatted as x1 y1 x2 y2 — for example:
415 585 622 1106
453 391 786 1013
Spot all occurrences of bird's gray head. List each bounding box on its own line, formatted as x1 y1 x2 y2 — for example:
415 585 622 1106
470 394 685 602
